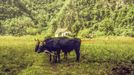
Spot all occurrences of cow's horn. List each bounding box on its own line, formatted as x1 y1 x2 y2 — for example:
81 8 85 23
44 51 55 56
34 38 39 41
44 50 51 54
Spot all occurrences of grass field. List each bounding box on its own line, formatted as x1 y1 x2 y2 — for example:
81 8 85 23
0 36 134 75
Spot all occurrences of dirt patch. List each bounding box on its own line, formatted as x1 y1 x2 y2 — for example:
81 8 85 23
112 62 134 75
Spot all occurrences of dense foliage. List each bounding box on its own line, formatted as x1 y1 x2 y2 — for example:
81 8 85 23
0 0 134 37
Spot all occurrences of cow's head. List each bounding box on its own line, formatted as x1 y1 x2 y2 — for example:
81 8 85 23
35 39 46 53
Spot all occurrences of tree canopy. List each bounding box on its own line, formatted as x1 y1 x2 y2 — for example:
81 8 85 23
0 0 134 37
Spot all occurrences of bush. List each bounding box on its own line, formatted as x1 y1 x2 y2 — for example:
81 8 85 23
77 28 92 38
121 29 134 37
71 21 83 34
0 22 6 35
94 30 105 36
98 18 114 35
114 28 134 37
26 28 39 35
3 16 34 36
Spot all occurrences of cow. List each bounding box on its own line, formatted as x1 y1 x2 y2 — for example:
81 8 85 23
35 37 81 63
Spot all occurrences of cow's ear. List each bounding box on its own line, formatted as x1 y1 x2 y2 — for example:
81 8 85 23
35 39 40 43
34 38 37 41
34 39 38 41
35 39 40 45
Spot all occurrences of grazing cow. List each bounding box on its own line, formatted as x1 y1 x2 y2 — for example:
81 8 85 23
35 37 81 63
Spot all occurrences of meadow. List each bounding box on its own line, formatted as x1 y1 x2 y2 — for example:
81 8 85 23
0 36 134 75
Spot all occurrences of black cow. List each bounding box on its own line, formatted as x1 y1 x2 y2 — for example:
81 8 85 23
35 37 81 63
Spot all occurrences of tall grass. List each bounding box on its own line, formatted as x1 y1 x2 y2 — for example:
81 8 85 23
0 36 134 75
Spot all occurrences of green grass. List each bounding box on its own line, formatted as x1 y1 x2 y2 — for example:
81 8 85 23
0 36 134 75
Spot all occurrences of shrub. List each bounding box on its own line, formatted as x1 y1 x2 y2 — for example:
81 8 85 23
3 16 34 36
0 22 6 35
98 18 114 35
26 28 39 35
114 28 134 36
77 28 92 38
94 30 105 36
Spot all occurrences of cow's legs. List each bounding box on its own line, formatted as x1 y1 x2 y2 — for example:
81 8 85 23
53 51 57 63
57 50 61 63
75 49 80 62
64 52 67 60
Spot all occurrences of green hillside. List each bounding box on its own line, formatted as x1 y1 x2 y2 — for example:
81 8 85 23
0 0 134 37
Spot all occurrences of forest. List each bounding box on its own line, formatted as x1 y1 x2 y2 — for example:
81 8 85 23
1 0 134 37
0 0 134 75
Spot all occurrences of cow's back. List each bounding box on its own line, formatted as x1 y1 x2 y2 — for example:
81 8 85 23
58 37 81 51
44 38 60 51
44 37 81 52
